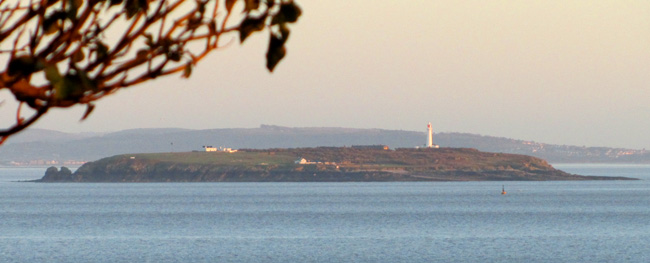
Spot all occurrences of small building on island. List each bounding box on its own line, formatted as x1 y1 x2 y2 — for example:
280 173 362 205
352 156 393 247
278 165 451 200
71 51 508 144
202 146 238 153
203 146 218 152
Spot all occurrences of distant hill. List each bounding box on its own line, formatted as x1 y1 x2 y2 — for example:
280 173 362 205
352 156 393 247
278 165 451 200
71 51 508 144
1 125 649 165
6 128 103 143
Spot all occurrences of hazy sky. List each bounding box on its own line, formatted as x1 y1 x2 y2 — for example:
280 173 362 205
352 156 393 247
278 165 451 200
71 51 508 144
3 0 650 149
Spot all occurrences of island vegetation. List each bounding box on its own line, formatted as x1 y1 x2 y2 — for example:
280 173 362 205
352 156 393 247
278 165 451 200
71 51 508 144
35 147 636 182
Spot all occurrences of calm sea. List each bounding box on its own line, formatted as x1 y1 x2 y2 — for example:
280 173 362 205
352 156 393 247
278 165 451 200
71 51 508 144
1 164 650 263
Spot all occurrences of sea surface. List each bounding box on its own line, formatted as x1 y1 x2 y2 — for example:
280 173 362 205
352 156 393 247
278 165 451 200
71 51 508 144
1 164 650 262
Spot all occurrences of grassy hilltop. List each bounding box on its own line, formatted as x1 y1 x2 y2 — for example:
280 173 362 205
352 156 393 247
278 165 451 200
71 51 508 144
37 147 636 182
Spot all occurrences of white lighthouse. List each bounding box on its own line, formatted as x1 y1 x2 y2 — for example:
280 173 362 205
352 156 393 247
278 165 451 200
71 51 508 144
426 122 439 148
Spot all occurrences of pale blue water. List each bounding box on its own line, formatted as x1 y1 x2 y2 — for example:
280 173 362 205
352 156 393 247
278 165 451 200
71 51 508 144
1 165 650 262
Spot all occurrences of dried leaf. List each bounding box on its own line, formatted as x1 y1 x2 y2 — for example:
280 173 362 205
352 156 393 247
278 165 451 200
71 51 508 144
95 42 109 60
8 56 37 77
72 50 85 63
182 62 193 78
266 33 286 72
272 2 301 24
245 0 260 11
136 49 148 59
239 16 266 43
81 104 95 121
109 0 124 6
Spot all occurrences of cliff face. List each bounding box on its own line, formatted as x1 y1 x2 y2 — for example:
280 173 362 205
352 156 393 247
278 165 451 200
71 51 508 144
35 148 636 182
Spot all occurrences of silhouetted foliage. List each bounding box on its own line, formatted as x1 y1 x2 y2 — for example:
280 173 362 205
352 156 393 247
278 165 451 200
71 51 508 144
0 0 301 144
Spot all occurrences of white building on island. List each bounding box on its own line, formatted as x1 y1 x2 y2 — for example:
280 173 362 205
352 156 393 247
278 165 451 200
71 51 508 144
202 146 238 153
203 146 218 152
426 122 440 148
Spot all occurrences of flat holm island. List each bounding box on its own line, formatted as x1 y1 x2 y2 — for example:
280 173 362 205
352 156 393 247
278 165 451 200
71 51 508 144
36 147 635 182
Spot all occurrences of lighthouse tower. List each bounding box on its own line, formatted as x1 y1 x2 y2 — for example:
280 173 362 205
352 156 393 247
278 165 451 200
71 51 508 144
425 122 439 148
427 122 433 148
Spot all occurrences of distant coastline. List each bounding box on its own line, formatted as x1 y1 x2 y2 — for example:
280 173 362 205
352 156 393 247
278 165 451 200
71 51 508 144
34 147 637 182
4 126 650 166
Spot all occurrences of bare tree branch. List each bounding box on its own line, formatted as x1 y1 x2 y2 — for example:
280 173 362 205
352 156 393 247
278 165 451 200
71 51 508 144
0 0 301 144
